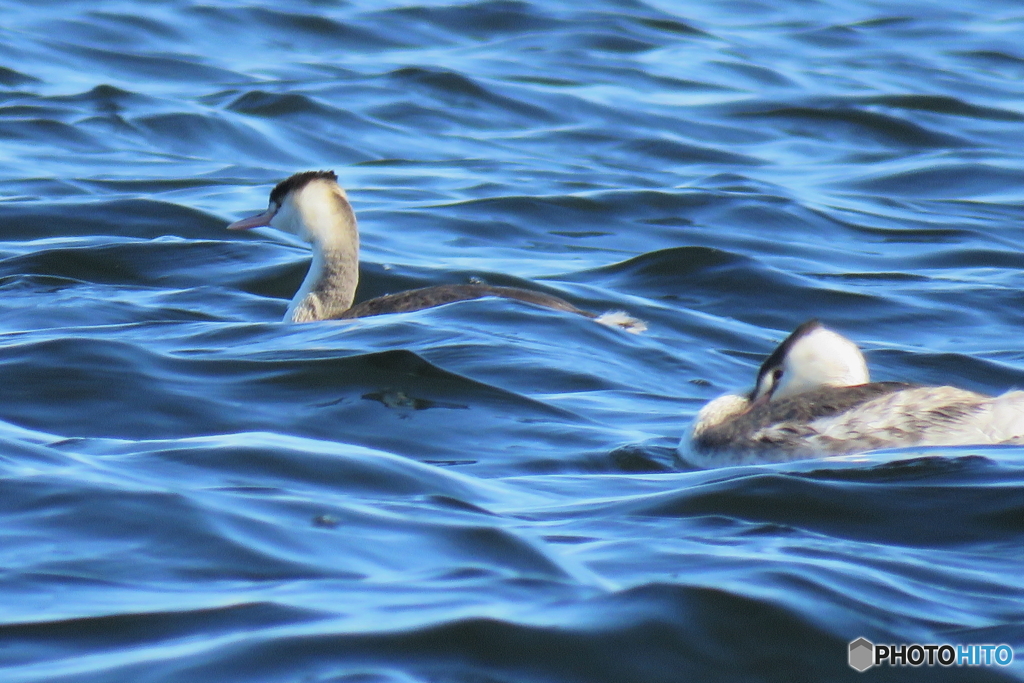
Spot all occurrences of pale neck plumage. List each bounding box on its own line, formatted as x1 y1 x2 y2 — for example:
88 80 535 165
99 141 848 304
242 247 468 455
276 180 360 322
286 246 359 322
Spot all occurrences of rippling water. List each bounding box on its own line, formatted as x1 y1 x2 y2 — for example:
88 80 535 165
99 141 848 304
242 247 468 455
1 1 1023 681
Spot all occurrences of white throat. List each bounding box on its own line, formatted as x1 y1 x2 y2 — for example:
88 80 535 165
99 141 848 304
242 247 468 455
285 247 326 322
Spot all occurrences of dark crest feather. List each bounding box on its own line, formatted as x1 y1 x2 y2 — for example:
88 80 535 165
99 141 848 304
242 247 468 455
751 319 822 398
270 170 337 206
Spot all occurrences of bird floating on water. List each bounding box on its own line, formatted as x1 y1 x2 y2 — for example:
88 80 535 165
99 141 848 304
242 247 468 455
228 170 644 332
681 319 1024 467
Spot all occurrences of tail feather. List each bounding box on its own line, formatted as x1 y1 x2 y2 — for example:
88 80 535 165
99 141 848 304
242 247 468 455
991 390 1024 443
594 310 647 334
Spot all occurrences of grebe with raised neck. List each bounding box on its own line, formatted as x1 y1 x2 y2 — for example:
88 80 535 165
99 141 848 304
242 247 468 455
228 171 645 332
681 320 1024 467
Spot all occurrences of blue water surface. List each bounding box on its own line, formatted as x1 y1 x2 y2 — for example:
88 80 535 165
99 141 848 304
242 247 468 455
0 0 1022 681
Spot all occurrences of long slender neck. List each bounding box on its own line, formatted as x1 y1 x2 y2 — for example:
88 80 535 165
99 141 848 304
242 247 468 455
285 187 360 322
285 246 357 322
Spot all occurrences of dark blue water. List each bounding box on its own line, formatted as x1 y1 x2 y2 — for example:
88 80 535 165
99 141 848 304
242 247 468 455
0 1 1022 681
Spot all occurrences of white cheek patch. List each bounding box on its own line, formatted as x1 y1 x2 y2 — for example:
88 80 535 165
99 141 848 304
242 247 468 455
270 200 301 237
772 327 870 401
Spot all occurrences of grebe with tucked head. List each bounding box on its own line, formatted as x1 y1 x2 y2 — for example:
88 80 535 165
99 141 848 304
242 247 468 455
681 320 1024 467
228 171 644 332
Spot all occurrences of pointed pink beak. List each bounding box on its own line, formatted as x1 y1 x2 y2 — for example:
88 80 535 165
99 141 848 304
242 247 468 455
227 207 276 230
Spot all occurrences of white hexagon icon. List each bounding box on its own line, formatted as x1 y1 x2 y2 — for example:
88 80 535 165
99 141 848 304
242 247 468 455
849 637 874 672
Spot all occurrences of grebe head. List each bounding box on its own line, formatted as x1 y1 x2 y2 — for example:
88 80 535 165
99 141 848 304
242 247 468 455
227 170 357 249
227 170 360 321
751 320 870 403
